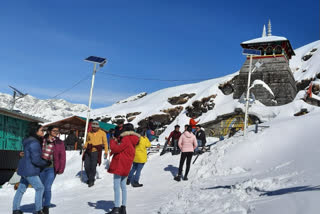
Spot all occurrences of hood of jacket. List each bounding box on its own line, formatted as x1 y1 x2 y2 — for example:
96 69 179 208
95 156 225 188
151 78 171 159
183 131 194 138
22 136 39 147
120 131 141 138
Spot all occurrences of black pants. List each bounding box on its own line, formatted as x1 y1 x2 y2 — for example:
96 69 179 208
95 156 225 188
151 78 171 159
84 151 98 183
178 152 193 177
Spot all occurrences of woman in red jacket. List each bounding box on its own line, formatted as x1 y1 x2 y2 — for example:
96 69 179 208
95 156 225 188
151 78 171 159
107 123 140 214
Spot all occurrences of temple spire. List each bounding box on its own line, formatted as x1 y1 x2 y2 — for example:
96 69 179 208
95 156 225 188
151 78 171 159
262 24 267 37
268 19 272 36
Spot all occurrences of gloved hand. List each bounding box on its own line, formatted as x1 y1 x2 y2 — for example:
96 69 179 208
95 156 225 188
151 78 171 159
46 160 52 167
104 153 108 159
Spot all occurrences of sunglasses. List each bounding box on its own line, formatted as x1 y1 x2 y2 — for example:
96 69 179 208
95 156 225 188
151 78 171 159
51 130 60 133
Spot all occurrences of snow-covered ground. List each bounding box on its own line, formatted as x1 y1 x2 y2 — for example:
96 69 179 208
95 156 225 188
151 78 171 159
1 111 320 214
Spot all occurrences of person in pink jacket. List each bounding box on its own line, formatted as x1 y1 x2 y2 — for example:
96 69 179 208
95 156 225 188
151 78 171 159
174 125 197 182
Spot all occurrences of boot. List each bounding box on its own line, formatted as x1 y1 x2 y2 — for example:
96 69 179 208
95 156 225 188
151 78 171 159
43 206 49 214
106 207 120 214
126 179 130 185
131 182 143 187
174 175 181 182
88 181 94 187
120 205 127 214
12 211 23 214
183 175 188 181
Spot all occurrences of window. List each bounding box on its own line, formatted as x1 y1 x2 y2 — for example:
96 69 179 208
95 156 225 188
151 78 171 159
266 46 273 55
274 46 282 54
258 47 265 56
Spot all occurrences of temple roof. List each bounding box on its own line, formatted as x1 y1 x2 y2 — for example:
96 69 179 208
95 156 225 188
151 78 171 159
241 35 288 45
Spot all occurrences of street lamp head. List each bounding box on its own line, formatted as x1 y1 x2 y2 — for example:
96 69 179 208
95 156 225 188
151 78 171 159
255 61 263 68
99 59 107 67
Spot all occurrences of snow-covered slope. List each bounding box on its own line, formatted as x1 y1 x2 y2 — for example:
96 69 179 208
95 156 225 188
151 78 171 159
1 108 320 214
0 93 87 122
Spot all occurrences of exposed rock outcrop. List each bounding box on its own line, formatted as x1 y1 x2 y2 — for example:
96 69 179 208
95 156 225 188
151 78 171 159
167 93 196 105
218 75 238 95
185 95 216 117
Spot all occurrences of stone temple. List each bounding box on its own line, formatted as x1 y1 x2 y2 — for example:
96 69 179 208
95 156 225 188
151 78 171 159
233 20 297 106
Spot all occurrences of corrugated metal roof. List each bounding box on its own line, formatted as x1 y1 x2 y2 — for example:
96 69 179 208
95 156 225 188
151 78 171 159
0 107 47 123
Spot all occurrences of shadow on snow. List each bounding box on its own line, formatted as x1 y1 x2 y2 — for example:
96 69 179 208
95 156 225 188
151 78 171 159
88 200 114 212
164 165 179 177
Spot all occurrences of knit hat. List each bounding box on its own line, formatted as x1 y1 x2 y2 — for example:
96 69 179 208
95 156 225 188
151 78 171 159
91 121 100 128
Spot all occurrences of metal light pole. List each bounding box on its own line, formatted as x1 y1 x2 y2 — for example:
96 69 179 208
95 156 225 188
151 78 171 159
83 63 97 146
242 49 262 137
244 55 253 137
81 56 107 182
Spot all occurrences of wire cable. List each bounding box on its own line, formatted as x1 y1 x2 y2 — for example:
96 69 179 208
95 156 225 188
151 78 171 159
51 74 91 99
98 71 211 82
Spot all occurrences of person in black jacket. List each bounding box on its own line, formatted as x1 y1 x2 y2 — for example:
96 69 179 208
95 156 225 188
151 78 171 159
114 121 124 139
194 125 206 154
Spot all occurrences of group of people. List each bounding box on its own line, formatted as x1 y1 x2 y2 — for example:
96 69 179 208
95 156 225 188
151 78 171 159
12 124 66 214
164 115 207 182
12 115 206 214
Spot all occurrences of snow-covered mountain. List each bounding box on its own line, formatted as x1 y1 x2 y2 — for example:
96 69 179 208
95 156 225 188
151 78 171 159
0 93 87 122
89 40 320 141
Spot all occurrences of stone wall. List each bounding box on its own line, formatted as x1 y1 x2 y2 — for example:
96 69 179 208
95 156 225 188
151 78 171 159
233 57 297 106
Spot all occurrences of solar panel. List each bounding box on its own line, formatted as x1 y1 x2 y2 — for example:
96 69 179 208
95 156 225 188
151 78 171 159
84 56 106 64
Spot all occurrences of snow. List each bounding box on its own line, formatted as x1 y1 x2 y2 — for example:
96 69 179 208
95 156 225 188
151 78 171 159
116 92 147 104
252 80 274 96
2 111 320 213
290 40 320 82
241 36 288 44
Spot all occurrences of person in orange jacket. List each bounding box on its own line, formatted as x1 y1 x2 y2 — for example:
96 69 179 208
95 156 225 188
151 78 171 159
189 115 200 133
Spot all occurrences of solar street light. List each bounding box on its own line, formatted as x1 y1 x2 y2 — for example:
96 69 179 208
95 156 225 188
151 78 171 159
81 56 107 181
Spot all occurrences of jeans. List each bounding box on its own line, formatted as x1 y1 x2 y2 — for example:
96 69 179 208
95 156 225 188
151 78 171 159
84 151 98 183
178 152 193 177
128 163 145 183
40 167 56 207
113 174 127 207
195 140 202 152
13 176 44 211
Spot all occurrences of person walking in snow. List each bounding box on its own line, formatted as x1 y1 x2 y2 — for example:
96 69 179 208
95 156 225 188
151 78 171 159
166 125 181 155
40 125 66 214
194 125 207 154
12 123 50 214
174 125 197 182
189 115 200 133
127 127 151 187
107 123 140 214
83 121 108 187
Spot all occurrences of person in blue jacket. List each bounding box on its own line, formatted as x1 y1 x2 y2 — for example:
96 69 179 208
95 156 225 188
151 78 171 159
12 123 50 214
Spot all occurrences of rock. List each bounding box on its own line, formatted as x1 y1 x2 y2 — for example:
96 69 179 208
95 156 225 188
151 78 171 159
294 108 309 116
218 76 238 95
126 112 141 119
127 116 136 122
167 93 196 105
185 94 216 117
296 78 314 91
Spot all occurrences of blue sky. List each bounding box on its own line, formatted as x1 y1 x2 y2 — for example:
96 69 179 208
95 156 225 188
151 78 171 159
0 0 318 108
